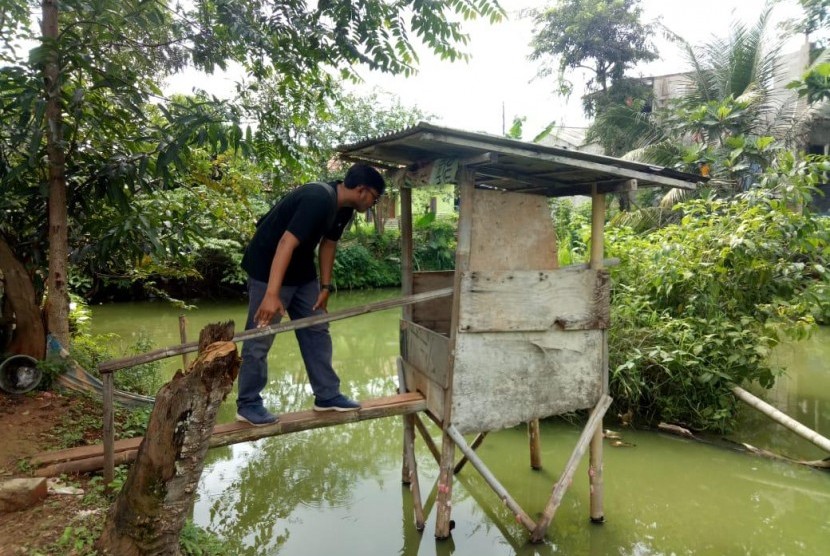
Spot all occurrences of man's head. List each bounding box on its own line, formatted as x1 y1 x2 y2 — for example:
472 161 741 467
343 164 385 212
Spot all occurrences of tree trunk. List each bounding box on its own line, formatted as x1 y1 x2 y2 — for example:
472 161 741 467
41 0 70 347
0 235 46 359
96 322 239 555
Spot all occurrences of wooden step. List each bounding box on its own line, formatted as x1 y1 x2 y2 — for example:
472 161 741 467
31 392 426 475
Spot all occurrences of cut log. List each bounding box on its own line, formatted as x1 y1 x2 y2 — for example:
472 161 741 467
96 322 238 555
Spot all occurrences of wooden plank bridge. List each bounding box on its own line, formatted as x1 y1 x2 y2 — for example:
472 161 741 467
31 392 426 477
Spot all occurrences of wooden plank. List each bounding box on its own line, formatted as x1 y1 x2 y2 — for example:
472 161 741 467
589 187 607 523
459 269 610 332
469 188 557 271
400 320 450 388
531 395 612 542
30 393 427 473
412 271 454 334
401 359 445 421
452 330 603 434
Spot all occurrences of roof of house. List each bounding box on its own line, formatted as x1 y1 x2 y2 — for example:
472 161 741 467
337 122 701 197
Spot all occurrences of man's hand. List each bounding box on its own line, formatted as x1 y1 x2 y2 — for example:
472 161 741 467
255 292 285 328
312 289 329 312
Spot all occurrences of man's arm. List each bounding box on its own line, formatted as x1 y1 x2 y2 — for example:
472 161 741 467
314 238 337 311
255 231 300 327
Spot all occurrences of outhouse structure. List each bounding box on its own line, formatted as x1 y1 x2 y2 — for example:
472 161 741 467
337 122 701 542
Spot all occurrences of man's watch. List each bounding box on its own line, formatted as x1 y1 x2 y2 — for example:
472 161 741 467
320 284 333 292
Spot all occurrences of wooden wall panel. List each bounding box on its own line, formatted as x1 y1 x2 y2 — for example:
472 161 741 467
400 320 450 388
468 188 557 271
458 269 610 332
412 271 454 334
451 330 603 434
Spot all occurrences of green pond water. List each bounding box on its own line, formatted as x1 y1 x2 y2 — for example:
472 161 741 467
91 291 830 555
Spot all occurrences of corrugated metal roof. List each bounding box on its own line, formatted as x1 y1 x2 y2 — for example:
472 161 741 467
337 122 702 197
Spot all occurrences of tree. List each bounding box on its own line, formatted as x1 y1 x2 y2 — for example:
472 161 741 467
0 0 505 349
594 8 807 205
528 0 658 115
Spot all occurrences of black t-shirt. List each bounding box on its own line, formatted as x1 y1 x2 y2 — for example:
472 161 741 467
241 182 354 285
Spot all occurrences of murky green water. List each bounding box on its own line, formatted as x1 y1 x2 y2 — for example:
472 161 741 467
92 294 830 555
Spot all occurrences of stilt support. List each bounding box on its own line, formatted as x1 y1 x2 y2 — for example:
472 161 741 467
531 395 612 543
453 432 487 474
528 419 542 470
447 425 537 532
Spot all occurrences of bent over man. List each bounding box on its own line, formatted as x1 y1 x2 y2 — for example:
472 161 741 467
236 163 386 425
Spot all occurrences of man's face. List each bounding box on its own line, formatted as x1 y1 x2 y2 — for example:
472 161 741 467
358 185 382 212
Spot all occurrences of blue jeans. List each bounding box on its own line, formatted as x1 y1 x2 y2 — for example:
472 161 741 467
237 277 340 410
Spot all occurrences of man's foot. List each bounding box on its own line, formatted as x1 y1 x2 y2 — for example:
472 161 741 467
313 394 360 412
235 405 279 426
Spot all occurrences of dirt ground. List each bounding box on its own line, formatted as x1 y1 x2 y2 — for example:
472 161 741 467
0 390 101 555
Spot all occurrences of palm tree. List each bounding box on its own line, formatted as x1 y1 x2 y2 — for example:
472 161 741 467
592 7 813 211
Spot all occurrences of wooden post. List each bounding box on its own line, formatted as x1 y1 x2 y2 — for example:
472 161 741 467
397 358 425 530
589 183 607 524
178 315 189 370
528 419 542 470
97 322 239 555
401 186 414 321
400 185 414 485
102 371 114 489
434 169 475 540
531 395 612 543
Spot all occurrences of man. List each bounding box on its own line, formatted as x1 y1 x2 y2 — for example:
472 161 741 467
236 163 385 426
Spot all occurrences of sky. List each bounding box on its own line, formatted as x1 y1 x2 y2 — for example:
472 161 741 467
165 0 808 138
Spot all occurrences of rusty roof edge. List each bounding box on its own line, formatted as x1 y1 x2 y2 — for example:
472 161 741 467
336 121 704 186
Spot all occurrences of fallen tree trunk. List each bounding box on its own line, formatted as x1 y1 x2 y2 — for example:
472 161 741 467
96 322 238 555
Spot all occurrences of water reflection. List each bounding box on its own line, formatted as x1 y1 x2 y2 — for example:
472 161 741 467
92 297 830 555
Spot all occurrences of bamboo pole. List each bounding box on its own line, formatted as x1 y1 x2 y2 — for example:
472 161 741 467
99 288 453 373
102 371 114 488
397 359 425 530
453 432 488 474
531 395 613 543
434 170 475 539
413 414 442 464
588 183 607 524
528 420 542 470
178 315 189 370
400 186 414 485
732 385 830 454
447 425 537 532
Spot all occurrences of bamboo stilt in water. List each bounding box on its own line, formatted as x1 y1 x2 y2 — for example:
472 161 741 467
588 185 607 524
397 358 425 530
397 358 412 484
413 414 441 464
732 385 830 454
97 322 239 555
434 431 456 539
531 395 612 543
528 419 542 470
454 432 487 474
447 426 537 532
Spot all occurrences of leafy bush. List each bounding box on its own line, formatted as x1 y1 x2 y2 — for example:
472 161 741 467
607 184 828 431
412 213 457 271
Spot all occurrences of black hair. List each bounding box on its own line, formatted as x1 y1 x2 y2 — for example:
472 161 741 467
343 163 385 195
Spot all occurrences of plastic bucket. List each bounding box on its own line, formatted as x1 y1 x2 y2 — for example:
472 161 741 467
0 354 42 394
